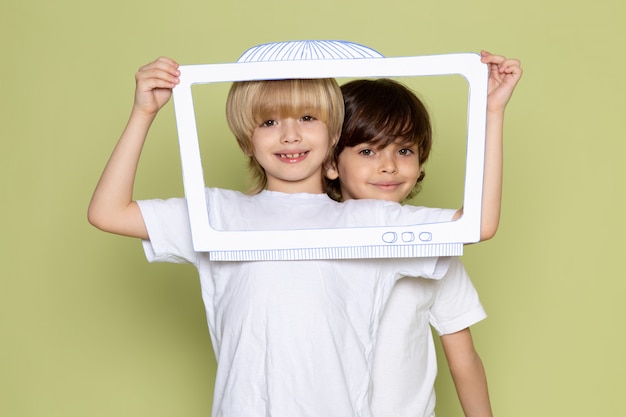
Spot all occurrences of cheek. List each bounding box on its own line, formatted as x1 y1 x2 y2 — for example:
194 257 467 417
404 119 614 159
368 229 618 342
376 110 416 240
249 130 270 154
339 161 371 185
399 159 421 177
337 156 358 177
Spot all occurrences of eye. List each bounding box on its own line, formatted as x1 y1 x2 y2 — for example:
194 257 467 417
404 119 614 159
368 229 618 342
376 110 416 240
398 148 414 156
301 115 317 122
260 119 277 127
358 148 375 157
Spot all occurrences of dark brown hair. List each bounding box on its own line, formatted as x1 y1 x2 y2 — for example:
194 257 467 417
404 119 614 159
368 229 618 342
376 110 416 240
326 78 432 201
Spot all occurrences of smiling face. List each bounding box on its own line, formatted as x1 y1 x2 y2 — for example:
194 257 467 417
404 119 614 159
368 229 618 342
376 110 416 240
325 78 432 202
251 114 332 193
334 138 421 202
226 78 344 194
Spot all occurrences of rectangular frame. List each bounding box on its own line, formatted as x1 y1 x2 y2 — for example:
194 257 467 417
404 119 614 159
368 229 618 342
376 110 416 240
172 53 488 259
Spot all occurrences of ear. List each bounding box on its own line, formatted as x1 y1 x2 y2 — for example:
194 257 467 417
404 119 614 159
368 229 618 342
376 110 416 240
325 134 340 180
325 161 339 180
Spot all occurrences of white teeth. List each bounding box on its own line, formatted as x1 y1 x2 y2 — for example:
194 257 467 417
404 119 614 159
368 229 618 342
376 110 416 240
281 153 303 158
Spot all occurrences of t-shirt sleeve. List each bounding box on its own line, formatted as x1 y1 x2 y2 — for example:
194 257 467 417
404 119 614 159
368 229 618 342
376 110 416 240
429 257 487 335
136 198 199 265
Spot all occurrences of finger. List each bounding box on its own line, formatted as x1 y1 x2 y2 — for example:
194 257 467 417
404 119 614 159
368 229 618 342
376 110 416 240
501 58 522 71
498 59 523 78
138 56 179 71
484 56 522 81
482 53 507 66
154 56 179 67
137 57 180 79
136 66 180 89
137 75 179 93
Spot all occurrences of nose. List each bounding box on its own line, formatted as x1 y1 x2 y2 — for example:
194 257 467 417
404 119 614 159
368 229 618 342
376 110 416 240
279 119 302 144
379 153 398 174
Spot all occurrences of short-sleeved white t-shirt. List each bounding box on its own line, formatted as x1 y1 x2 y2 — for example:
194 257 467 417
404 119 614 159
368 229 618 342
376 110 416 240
138 188 456 417
370 257 486 417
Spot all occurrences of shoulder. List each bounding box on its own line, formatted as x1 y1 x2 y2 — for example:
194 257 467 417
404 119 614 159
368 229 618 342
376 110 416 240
137 197 191 235
342 199 456 225
206 187 248 201
137 196 188 216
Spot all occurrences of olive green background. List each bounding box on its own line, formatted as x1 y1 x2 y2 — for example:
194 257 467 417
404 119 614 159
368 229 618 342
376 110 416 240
1 0 624 416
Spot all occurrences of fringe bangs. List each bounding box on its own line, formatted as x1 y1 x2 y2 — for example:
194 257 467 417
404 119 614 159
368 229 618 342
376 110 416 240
252 80 326 124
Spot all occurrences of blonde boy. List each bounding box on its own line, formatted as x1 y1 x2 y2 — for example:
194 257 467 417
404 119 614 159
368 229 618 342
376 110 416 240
89 58 459 417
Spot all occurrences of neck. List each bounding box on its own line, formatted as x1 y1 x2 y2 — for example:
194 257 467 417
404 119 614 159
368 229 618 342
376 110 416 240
265 178 325 194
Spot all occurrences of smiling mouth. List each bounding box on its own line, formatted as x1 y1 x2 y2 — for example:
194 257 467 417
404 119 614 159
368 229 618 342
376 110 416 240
277 151 309 161
372 182 402 190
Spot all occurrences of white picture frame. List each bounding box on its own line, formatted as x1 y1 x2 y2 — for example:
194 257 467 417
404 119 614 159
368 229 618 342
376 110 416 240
171 41 488 260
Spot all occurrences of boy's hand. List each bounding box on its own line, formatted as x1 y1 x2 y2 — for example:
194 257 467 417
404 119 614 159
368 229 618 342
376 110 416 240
481 51 522 113
133 57 180 116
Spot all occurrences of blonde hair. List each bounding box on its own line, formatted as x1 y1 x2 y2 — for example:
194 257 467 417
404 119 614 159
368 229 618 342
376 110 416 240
226 78 344 193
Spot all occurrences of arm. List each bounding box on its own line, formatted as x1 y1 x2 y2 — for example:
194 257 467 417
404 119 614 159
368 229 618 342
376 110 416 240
453 52 522 241
87 57 180 239
440 328 493 417
479 51 523 240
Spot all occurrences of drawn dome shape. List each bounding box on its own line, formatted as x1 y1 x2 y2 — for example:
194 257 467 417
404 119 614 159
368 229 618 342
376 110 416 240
237 40 384 63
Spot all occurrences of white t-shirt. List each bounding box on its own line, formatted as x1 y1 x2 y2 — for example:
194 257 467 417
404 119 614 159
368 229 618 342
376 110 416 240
370 258 486 417
138 188 456 417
